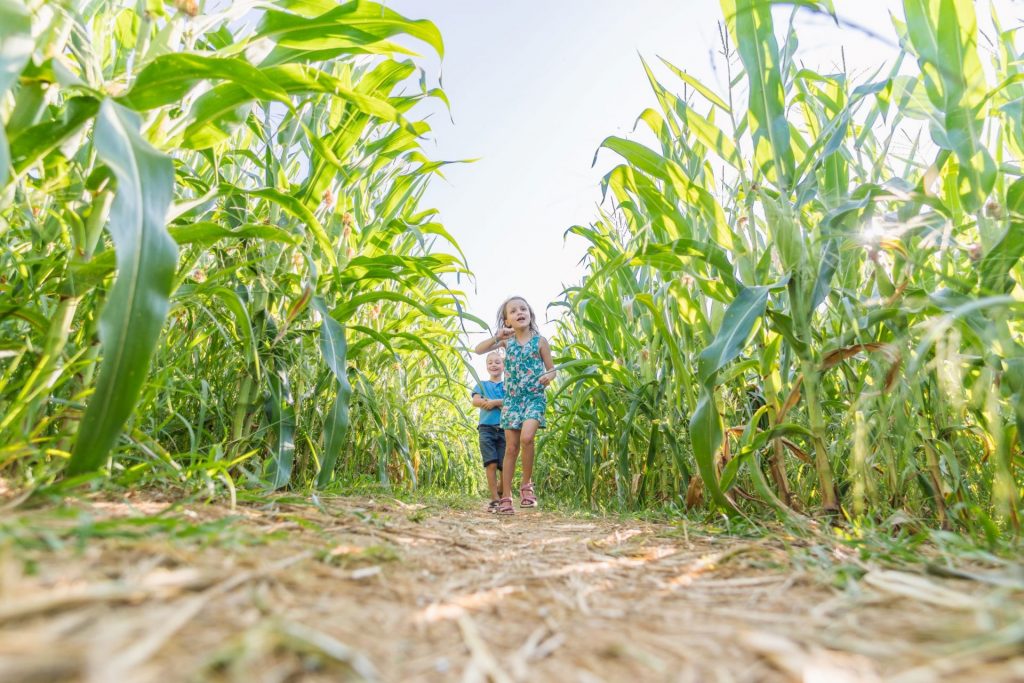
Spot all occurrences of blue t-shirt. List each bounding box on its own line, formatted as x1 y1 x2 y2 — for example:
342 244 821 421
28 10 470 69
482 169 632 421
473 380 504 426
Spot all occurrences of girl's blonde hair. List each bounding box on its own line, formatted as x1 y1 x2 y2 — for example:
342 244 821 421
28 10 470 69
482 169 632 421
496 296 540 336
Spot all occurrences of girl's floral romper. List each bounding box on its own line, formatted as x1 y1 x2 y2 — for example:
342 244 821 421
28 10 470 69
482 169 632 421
501 334 547 430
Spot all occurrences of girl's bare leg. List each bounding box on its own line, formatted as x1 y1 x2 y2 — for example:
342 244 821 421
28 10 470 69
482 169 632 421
501 429 520 499
520 419 540 487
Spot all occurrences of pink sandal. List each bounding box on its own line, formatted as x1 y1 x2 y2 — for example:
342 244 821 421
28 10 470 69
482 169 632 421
496 497 514 515
520 482 537 508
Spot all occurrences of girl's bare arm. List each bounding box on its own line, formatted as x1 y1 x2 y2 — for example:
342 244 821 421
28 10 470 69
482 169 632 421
473 327 512 354
538 337 556 386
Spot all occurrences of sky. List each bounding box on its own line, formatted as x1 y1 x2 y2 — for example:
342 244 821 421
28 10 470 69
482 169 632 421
381 0 1021 375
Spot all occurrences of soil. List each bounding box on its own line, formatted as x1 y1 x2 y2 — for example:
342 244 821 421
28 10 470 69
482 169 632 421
0 492 1021 683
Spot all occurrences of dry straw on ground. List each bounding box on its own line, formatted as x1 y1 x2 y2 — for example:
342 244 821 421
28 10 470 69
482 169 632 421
0 493 1021 682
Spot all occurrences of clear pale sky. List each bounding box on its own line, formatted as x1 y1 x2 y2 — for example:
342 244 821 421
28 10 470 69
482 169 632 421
382 0 1019 374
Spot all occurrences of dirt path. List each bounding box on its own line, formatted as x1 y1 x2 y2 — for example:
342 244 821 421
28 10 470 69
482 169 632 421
0 494 1021 682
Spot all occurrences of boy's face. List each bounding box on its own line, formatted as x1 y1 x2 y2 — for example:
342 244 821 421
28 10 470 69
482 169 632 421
486 354 504 377
505 299 531 330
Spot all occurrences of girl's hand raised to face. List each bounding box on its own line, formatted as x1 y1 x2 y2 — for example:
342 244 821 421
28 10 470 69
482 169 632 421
497 326 514 340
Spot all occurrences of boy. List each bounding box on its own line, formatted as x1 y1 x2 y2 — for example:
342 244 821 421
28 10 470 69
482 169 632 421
472 351 506 512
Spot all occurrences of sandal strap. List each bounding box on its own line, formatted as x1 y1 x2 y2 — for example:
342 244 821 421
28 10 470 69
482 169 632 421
519 482 537 507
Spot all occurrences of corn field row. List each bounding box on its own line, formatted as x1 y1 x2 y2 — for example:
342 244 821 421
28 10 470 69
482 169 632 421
0 0 482 495
1 0 1023 539
542 0 1024 537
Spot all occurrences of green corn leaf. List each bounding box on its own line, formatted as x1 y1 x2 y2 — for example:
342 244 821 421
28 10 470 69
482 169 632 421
264 367 297 490
248 187 338 269
689 285 773 514
658 56 731 112
902 0 994 212
67 222 300 289
121 54 292 111
257 0 444 64
721 0 795 189
602 164 696 240
639 57 682 142
314 297 352 488
0 305 48 334
762 193 805 272
697 285 771 383
719 450 748 492
690 390 733 511
9 97 101 175
347 323 398 359
676 101 742 170
597 136 737 249
180 63 405 151
268 63 404 120
631 239 739 292
203 285 257 367
616 392 647 504
979 178 1024 293
331 290 440 323
169 221 301 247
0 0 32 187
810 237 840 311
178 82 253 149
67 101 178 475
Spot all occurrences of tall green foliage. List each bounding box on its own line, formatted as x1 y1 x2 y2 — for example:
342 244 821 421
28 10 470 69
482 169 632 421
0 0 478 491
546 0 1024 535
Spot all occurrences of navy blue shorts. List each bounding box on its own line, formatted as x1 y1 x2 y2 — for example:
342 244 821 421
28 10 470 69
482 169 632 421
478 425 505 469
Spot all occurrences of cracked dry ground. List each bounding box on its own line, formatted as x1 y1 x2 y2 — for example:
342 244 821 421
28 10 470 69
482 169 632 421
0 494 1022 683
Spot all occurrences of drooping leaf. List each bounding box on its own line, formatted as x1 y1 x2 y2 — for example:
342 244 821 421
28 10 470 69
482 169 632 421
256 0 444 64
67 101 178 475
121 53 292 111
697 286 771 383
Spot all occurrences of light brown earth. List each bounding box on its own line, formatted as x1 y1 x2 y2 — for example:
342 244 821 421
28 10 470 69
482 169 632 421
0 492 1021 683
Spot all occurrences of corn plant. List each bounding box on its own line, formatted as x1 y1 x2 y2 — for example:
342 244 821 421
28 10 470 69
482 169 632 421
0 0 481 492
546 0 1024 536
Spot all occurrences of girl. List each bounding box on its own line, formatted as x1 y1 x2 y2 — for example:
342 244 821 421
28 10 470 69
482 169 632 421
474 296 556 515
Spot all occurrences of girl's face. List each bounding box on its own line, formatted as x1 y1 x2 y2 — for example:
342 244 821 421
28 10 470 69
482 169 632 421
504 299 532 330
486 353 504 377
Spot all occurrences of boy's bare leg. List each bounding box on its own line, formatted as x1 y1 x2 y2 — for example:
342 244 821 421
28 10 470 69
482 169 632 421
501 429 520 499
519 419 539 487
485 462 499 500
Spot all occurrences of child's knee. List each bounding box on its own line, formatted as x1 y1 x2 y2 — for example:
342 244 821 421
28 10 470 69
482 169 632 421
521 432 535 448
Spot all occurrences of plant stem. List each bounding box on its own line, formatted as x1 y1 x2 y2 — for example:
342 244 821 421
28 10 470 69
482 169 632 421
17 189 115 435
801 359 839 514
